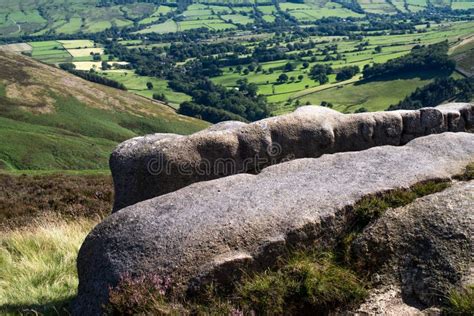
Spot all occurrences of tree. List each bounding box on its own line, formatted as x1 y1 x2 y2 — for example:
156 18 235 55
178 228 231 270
146 82 154 90
302 62 309 69
309 64 333 85
298 74 304 81
101 61 110 70
336 66 359 81
284 62 294 72
153 93 167 102
374 46 382 53
277 73 289 83
363 42 454 80
320 101 333 108
243 68 250 75
59 63 76 71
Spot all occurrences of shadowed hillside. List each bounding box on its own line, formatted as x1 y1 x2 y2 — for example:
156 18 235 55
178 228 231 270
0 50 209 170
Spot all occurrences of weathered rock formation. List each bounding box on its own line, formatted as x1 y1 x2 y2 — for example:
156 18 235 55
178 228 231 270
353 180 473 312
110 103 473 212
74 132 474 315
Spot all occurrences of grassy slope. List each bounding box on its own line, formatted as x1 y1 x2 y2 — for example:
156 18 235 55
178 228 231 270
0 51 209 171
297 70 449 113
449 36 474 77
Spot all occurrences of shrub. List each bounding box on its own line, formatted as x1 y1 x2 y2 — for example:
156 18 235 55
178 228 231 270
106 272 174 315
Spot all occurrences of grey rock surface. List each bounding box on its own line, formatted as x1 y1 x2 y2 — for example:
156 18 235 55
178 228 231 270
352 180 473 308
110 103 474 212
74 132 474 315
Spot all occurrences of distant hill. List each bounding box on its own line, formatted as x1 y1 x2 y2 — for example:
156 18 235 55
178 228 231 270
0 50 209 171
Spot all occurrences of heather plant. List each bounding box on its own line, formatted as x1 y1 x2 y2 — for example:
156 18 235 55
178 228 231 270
106 272 176 315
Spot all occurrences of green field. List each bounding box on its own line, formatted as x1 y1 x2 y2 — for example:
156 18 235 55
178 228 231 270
136 19 178 34
296 71 446 114
451 0 474 9
0 0 471 38
28 40 72 63
101 70 192 107
208 21 474 113
286 2 364 20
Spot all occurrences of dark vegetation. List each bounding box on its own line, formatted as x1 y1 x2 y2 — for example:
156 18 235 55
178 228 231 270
0 173 113 229
178 101 249 123
363 41 455 80
309 64 333 84
171 78 268 122
388 77 473 110
336 66 360 81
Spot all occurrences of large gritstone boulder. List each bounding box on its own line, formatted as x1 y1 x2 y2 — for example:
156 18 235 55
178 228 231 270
352 180 473 311
74 133 474 315
110 103 473 212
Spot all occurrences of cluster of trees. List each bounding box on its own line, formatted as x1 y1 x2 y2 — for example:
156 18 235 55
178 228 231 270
153 93 167 102
363 41 455 80
388 77 473 110
167 42 249 62
178 102 247 123
309 64 333 84
169 76 269 122
276 73 304 83
335 66 359 81
59 63 126 90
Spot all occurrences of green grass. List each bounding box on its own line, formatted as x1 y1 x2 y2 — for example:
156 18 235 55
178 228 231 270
221 14 253 25
0 93 205 170
55 17 83 34
101 70 192 107
288 4 363 20
0 51 207 170
297 70 446 113
451 1 474 9
0 218 98 315
445 285 474 315
238 252 367 314
28 40 72 63
0 116 116 170
353 180 451 228
136 19 178 34
257 5 277 14
84 20 111 33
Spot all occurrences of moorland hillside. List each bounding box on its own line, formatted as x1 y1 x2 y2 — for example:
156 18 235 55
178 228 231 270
0 50 208 170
